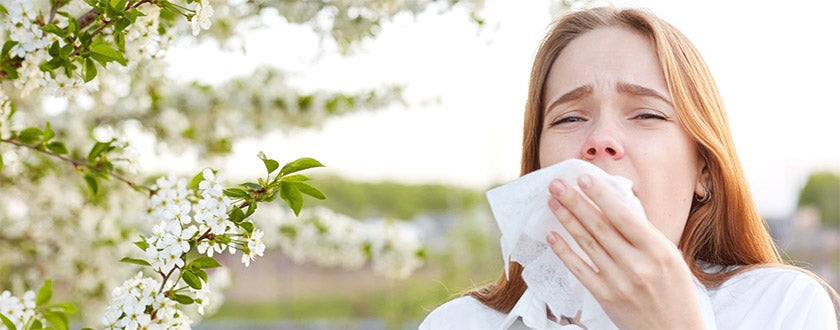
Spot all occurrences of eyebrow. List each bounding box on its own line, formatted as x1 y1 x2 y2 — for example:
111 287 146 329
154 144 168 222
544 85 593 113
544 81 673 113
615 81 673 106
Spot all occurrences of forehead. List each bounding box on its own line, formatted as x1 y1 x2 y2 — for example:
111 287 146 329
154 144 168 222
544 26 670 103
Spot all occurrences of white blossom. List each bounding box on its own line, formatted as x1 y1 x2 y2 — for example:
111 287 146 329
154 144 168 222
241 229 265 267
12 49 49 97
2 1 50 57
189 1 214 36
0 289 37 329
102 272 191 330
197 238 225 258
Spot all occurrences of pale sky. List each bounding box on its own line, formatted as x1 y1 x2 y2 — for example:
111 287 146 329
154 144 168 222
164 0 840 219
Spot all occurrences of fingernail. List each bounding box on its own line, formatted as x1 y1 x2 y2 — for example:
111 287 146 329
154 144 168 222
549 180 566 196
578 174 592 189
546 232 558 245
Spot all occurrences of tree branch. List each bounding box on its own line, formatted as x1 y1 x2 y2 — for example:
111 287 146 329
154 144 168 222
0 137 153 192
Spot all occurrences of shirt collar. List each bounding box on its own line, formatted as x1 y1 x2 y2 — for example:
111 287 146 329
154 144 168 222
500 288 567 330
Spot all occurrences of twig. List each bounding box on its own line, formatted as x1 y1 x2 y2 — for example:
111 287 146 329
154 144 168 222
0 137 154 192
157 227 212 295
48 0 60 25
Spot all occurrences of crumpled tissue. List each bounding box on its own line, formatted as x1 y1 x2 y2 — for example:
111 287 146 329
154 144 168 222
486 159 715 329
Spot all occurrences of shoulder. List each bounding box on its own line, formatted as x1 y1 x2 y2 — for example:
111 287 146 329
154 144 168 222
715 265 829 295
707 265 837 329
419 296 507 330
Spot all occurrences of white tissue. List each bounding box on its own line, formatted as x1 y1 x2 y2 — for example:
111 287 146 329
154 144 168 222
487 159 645 279
486 159 716 329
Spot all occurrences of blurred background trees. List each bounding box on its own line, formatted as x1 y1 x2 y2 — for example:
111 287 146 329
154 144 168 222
0 0 488 327
797 172 840 227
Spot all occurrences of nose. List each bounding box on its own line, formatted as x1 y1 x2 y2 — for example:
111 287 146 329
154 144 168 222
581 125 624 161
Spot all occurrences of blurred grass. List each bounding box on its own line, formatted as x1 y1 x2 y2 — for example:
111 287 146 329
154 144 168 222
207 268 492 329
205 200 503 328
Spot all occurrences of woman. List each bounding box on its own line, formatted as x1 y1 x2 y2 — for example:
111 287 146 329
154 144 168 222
420 7 838 329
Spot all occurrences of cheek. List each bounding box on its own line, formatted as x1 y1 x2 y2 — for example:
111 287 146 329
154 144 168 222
538 133 581 168
633 136 699 242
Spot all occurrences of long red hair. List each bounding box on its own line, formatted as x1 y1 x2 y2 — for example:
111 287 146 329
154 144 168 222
468 6 785 313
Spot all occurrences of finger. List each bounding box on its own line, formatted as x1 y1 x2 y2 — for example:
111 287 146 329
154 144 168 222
549 178 630 257
546 230 607 298
547 193 618 274
575 174 657 249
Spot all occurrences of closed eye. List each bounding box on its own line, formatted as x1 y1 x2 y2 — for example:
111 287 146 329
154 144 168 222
549 115 586 127
633 112 667 120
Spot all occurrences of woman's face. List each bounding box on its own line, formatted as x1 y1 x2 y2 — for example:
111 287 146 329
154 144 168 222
539 26 703 244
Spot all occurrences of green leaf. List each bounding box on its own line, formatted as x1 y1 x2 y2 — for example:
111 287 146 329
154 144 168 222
241 182 262 191
83 57 97 82
0 313 16 330
297 182 326 200
2 40 19 56
223 188 249 199
43 122 55 141
280 174 310 182
87 141 111 163
0 153 4 172
48 40 61 57
90 43 127 65
31 319 42 329
173 294 194 305
84 174 98 195
133 238 149 251
280 182 303 216
111 0 128 11
39 57 64 71
240 221 254 234
229 206 245 223
52 302 79 314
113 31 125 51
189 171 204 190
0 4 7 15
181 270 202 290
258 152 280 174
59 43 74 59
37 280 52 306
264 159 279 174
191 256 221 269
0 65 19 79
195 269 208 283
47 141 68 155
119 257 150 266
279 157 324 176
17 127 43 144
67 16 79 35
114 17 132 32
40 24 66 38
244 202 257 218
79 31 92 48
44 311 69 330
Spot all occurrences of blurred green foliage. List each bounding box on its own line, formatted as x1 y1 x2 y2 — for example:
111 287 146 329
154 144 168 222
205 180 503 328
308 175 486 220
797 171 840 227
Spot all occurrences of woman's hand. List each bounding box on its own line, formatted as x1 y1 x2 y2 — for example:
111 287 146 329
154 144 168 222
545 174 705 330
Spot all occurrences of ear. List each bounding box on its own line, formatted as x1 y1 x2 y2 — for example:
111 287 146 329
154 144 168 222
694 154 710 197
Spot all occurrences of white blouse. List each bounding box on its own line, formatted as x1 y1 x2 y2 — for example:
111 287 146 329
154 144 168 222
420 266 838 329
